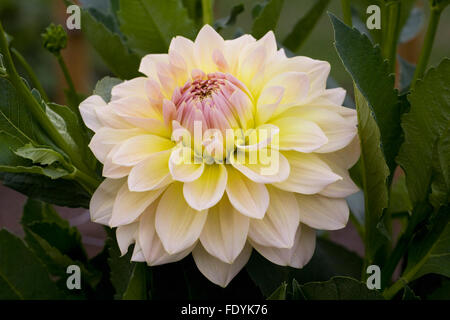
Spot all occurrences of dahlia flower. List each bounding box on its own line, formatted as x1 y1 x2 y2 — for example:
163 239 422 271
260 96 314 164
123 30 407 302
80 25 360 287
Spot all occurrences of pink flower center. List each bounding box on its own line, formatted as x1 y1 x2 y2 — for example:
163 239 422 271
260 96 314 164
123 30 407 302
171 71 253 134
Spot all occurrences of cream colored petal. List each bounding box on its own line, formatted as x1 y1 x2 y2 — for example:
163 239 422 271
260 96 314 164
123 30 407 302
116 222 138 256
95 104 134 129
229 149 290 184
169 36 196 72
169 146 205 182
155 183 208 254
111 77 148 101
322 136 361 169
266 56 330 97
270 117 328 153
279 108 356 153
128 150 172 192
79 95 106 132
200 196 249 264
111 97 168 135
225 167 269 219
223 34 255 74
89 127 145 163
266 71 310 115
321 87 346 106
194 25 224 73
139 53 170 80
296 194 349 230
109 183 166 227
192 242 252 288
131 239 146 262
273 151 341 194
318 157 359 198
256 86 284 125
103 145 132 178
183 164 227 211
251 223 316 268
139 202 193 266
112 96 161 120
111 134 174 166
248 186 300 248
90 178 125 225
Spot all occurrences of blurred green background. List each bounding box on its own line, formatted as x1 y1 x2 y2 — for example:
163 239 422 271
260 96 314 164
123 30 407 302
0 0 449 105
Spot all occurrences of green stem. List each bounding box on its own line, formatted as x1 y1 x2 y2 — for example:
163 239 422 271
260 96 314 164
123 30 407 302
383 1 401 73
0 21 95 188
11 48 49 101
69 168 99 195
411 7 442 89
201 0 213 26
340 0 352 27
56 53 76 95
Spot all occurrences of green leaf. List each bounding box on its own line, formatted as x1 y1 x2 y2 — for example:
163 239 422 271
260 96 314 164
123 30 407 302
80 5 141 79
251 0 284 39
299 277 383 300
107 230 136 299
214 4 245 33
291 279 305 300
45 103 89 160
94 76 123 103
118 0 197 56
429 128 450 209
426 278 450 300
267 282 287 300
21 199 87 262
403 207 450 281
0 229 62 299
0 77 43 144
353 89 390 262
0 172 90 208
402 286 420 300
282 0 330 52
246 238 363 297
0 132 70 179
388 174 413 214
397 59 450 205
122 263 148 300
21 199 99 288
330 14 403 174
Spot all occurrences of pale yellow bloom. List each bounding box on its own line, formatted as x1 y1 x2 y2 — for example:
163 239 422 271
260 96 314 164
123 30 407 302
80 25 360 287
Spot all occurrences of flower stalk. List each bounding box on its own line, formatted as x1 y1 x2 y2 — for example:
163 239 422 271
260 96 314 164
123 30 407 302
411 4 444 89
11 47 49 101
383 1 401 73
201 0 214 26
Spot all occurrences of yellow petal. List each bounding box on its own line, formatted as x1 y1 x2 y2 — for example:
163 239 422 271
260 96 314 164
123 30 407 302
128 150 172 192
111 134 174 166
183 164 227 211
296 194 349 230
155 183 207 254
225 167 269 219
200 196 249 263
192 242 252 288
109 183 166 227
251 223 316 268
273 151 341 194
248 186 300 248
